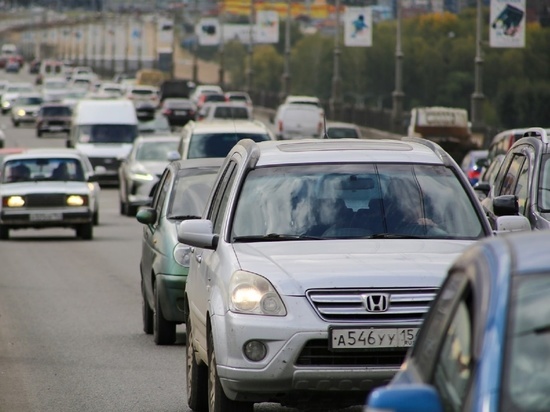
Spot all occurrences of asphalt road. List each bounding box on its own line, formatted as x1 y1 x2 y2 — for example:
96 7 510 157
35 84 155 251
0 70 364 412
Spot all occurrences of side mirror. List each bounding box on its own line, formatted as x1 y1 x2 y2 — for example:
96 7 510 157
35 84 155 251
495 215 532 234
177 219 218 249
366 384 444 412
493 194 519 216
136 207 157 225
473 181 490 196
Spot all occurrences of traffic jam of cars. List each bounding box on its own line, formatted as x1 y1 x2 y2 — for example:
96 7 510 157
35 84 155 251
1 42 549 412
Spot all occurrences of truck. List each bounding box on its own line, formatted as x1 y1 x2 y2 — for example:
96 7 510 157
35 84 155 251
407 106 481 162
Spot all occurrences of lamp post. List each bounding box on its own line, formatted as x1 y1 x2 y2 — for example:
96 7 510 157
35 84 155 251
329 0 342 120
192 0 199 83
246 0 255 94
218 7 225 88
280 0 292 101
470 0 485 131
391 0 405 133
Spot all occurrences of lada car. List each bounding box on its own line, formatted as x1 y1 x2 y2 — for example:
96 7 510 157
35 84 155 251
0 151 98 240
10 92 43 126
365 230 550 412
177 138 529 411
36 103 72 137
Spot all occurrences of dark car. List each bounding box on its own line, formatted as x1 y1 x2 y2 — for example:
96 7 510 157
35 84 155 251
28 59 41 74
136 158 223 344
161 98 196 127
36 103 72 137
482 127 550 231
5 59 20 73
365 230 550 412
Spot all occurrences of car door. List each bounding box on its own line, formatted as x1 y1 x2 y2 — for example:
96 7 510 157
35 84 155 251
187 159 239 353
141 169 172 300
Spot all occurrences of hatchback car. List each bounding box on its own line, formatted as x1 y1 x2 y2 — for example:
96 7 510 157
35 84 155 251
178 120 275 159
177 137 527 412
10 92 43 126
460 149 488 186
118 135 180 216
365 229 550 412
0 151 98 239
137 158 223 345
196 101 252 122
36 103 72 137
126 85 160 108
482 127 550 230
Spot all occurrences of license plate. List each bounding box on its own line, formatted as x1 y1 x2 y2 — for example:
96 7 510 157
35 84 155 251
30 213 63 222
329 327 418 350
175 110 187 115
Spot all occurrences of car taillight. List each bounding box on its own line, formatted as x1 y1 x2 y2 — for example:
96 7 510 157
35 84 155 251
162 109 172 116
468 169 481 180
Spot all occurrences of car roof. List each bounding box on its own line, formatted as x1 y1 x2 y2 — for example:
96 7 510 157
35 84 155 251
187 120 269 134
4 150 85 162
244 138 450 167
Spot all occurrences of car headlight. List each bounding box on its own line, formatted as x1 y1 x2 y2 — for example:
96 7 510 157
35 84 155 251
173 244 192 267
2 101 10 108
3 195 25 207
66 195 88 206
16 109 25 116
229 271 286 316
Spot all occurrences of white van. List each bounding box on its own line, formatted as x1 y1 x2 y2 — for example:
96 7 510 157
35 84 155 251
273 103 324 140
67 99 138 185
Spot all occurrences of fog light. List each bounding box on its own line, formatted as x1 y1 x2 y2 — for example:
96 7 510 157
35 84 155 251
243 340 267 362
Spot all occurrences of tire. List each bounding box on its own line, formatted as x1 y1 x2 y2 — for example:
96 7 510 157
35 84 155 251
141 279 154 335
36 130 42 138
208 330 254 412
119 199 126 215
0 225 9 240
186 312 208 411
76 222 93 240
154 284 176 345
93 210 99 226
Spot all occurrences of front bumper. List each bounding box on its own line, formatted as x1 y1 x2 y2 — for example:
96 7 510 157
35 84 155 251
156 273 187 323
1 207 93 228
210 296 403 404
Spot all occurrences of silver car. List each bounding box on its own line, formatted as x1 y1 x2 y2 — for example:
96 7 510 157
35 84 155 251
10 92 43 126
118 135 180 216
0 151 99 240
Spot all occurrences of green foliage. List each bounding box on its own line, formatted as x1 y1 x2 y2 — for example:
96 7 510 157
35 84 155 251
252 45 284 93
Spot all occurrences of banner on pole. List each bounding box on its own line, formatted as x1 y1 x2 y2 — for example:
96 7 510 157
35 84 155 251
490 0 526 48
196 17 221 46
344 7 373 47
255 10 279 43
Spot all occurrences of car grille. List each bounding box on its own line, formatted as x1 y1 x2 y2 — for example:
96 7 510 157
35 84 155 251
307 288 437 324
44 120 67 126
89 157 120 171
296 339 407 366
25 193 67 207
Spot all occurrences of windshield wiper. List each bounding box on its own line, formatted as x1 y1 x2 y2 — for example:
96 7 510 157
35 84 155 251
369 233 426 239
233 233 324 242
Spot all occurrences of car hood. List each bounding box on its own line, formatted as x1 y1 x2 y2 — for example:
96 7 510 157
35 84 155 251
75 143 133 158
13 104 40 112
1 181 90 195
3 92 21 101
233 239 475 294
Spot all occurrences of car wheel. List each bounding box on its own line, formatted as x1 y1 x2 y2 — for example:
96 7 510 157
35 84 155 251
93 210 99 226
0 225 9 240
208 330 254 412
153 283 176 345
119 199 126 215
141 279 153 335
186 311 208 411
36 130 42 138
76 222 93 240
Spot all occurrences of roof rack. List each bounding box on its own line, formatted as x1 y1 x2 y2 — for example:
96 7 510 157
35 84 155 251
522 127 549 144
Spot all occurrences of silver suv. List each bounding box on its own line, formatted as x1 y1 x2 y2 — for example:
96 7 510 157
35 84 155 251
178 138 528 411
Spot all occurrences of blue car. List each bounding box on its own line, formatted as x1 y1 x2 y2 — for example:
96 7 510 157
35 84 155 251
365 230 550 412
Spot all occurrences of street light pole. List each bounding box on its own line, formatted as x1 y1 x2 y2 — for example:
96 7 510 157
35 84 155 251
280 0 292 101
218 7 225 88
246 0 255 94
391 0 405 133
470 0 485 131
329 0 342 120
192 0 199 83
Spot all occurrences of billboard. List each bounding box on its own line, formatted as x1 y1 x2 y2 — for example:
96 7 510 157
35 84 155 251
490 0 526 47
344 7 373 47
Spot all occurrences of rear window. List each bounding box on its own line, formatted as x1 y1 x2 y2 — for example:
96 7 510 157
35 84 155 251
204 94 226 103
213 107 250 120
188 133 271 158
41 106 71 116
326 127 360 139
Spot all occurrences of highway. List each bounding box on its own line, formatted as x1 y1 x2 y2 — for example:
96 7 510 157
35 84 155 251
0 71 363 412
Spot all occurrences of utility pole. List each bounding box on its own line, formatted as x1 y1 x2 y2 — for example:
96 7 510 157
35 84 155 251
280 0 292 101
329 0 342 120
218 7 225 88
246 0 255 94
192 0 199 83
470 0 485 133
391 0 405 133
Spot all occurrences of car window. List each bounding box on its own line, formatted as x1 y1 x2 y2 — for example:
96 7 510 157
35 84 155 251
2 157 85 183
41 106 71 116
212 163 237 234
153 169 172 219
167 171 218 219
326 127 360 139
538 154 550 212
515 157 530 215
136 141 179 161
77 124 138 144
230 163 484 240
213 107 249 120
187 133 271 159
499 154 525 196
504 274 550 412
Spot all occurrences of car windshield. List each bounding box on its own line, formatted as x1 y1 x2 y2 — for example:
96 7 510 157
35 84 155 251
135 141 179 161
326 127 360 139
167 170 219 219
41 106 71 116
17 97 42 105
188 132 271 158
78 124 138 144
231 163 484 240
2 157 85 183
504 274 550 412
